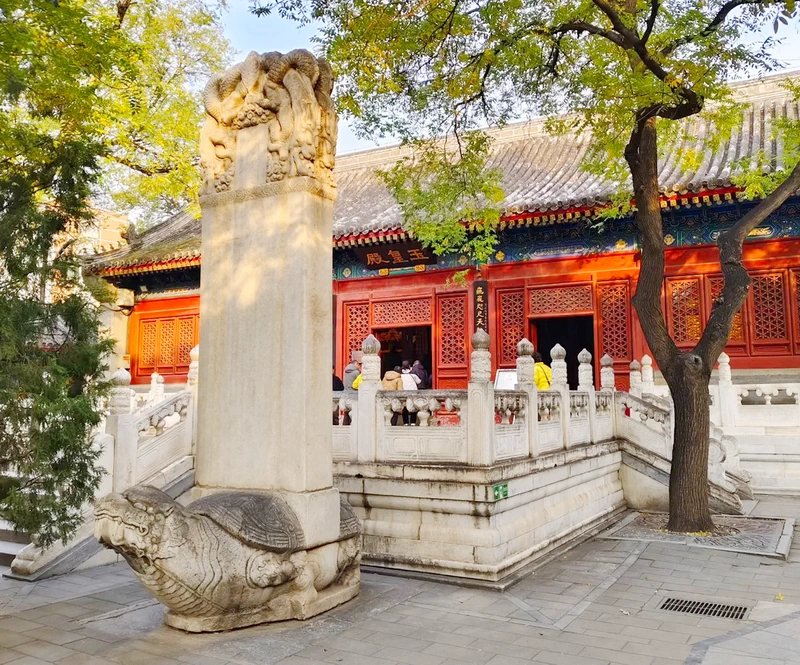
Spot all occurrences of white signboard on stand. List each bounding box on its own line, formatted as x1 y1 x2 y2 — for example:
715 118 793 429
494 369 518 391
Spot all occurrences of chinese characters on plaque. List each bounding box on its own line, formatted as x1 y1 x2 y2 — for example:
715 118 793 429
354 242 437 271
474 280 488 332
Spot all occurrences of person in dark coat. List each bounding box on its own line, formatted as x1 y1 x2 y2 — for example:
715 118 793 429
333 366 344 391
411 360 429 390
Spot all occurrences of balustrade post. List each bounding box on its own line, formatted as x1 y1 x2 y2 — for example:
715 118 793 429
516 338 539 457
578 349 598 443
355 334 381 462
629 360 642 398
468 329 495 466
149 371 165 403
717 352 736 428
187 345 200 453
641 354 655 395
600 354 616 392
108 368 139 492
551 343 570 449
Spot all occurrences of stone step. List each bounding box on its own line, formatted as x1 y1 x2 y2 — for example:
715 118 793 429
0 519 30 545
0 539 26 567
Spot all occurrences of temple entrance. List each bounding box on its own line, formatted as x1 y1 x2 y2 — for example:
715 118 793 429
373 326 433 381
531 316 595 389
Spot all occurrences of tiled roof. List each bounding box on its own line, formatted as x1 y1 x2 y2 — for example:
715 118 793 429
88 73 799 274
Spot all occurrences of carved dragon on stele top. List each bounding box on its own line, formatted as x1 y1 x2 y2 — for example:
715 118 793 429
200 49 337 194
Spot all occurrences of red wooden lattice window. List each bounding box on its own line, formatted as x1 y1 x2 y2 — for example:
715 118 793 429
499 290 525 365
707 275 746 345
372 298 432 326
598 282 631 361
529 285 593 316
667 278 702 345
137 316 198 377
437 295 467 366
345 302 370 355
751 273 788 342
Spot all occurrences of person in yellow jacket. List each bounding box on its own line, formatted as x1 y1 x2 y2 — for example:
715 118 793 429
533 352 552 390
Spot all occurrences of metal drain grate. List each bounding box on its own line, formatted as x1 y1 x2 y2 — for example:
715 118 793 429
659 597 748 620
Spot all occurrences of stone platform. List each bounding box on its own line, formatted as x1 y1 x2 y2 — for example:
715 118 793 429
3 497 800 664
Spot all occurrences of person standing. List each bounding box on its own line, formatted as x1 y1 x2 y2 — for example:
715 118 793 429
533 352 552 390
382 366 404 425
411 360 429 390
343 351 362 390
333 366 344 391
400 360 420 425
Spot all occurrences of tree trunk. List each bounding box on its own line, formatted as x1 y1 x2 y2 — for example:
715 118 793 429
626 116 714 533
665 355 714 532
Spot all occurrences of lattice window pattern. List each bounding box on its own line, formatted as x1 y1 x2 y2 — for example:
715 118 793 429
438 296 467 366
499 290 525 365
598 283 630 360
345 303 370 354
177 318 196 365
529 285 592 315
140 321 158 368
372 298 432 326
752 273 787 341
669 279 702 344
708 276 745 342
158 320 176 369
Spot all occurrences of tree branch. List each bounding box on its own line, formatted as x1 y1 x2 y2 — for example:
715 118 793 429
590 0 641 42
695 160 800 367
109 155 174 176
547 21 627 47
626 116 680 367
642 0 660 44
661 0 764 55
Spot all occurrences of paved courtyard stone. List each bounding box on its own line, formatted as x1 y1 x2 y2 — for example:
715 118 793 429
5 496 800 663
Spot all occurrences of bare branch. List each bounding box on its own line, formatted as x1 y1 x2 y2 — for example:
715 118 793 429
661 0 764 55
642 0 660 44
695 160 800 366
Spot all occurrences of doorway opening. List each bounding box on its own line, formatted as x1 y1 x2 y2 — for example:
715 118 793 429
531 316 595 389
373 326 433 381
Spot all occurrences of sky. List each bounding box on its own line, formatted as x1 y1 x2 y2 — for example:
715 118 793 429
220 2 800 155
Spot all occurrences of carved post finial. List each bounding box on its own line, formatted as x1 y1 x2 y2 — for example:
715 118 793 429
360 334 381 382
188 345 200 387
516 338 535 387
577 348 593 389
517 338 534 357
600 354 616 392
718 351 732 384
470 328 492 382
110 368 132 415
550 343 568 388
629 360 642 397
641 354 655 394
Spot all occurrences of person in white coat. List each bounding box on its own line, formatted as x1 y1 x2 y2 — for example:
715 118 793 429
400 360 421 424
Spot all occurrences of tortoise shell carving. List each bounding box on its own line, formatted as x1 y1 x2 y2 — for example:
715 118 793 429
189 491 306 552
339 495 360 541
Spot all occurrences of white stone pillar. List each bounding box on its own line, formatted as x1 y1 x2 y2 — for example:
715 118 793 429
516 338 539 458
356 334 381 462
195 53 341 549
551 343 570 449
107 368 138 492
187 345 200 452
467 329 495 466
600 353 616 392
717 351 736 427
641 354 655 395
629 360 642 397
578 349 598 443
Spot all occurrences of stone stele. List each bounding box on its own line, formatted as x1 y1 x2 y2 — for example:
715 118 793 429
95 49 361 632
